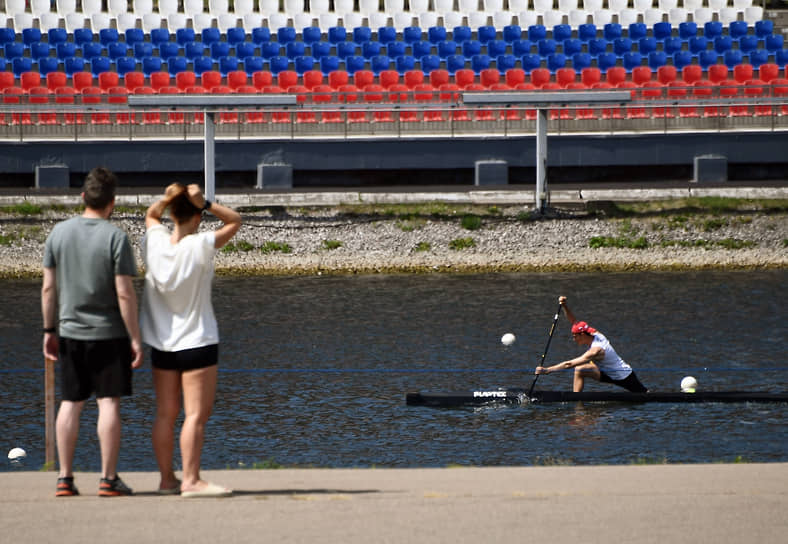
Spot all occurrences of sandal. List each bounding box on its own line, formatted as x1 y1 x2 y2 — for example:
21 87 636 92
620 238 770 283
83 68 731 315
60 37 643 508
98 475 133 497
55 477 79 497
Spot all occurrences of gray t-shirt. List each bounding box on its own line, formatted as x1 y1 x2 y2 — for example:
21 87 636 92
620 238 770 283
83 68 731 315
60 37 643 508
43 216 137 340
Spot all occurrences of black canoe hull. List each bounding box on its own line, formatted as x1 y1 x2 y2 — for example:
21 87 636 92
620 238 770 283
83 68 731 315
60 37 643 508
405 389 788 407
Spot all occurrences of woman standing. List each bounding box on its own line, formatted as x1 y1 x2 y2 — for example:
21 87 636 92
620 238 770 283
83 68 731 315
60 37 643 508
141 183 241 498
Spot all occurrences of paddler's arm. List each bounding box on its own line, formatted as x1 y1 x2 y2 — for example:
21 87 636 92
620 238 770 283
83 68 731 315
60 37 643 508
535 346 605 375
145 183 181 229
559 295 578 325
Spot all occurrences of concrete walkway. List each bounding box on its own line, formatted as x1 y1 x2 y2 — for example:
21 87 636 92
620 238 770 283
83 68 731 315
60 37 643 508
2 464 786 544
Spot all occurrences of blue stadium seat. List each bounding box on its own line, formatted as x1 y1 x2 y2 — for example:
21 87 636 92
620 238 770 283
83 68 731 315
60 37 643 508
48 28 68 47
447 54 465 73
277 27 296 44
294 55 316 74
563 38 582 57
91 56 111 76
729 21 748 40
63 57 84 76
319 55 340 75
437 40 457 58
552 24 571 42
622 51 642 71
200 28 220 47
462 40 482 58
142 56 163 76
235 42 256 59
193 55 214 75
307 41 329 59
167 56 187 75
452 25 472 44
547 52 567 72
496 54 516 72
639 37 657 55
74 28 94 47
38 57 59 76
521 53 541 72
150 28 171 47
697 50 717 69
30 42 50 61
723 49 743 69
363 41 382 59
242 56 263 75
471 54 491 74
588 38 607 56
12 57 32 76
378 26 398 45
663 37 682 55
251 27 271 45
285 41 305 59
596 52 617 72
219 56 239 75
538 38 557 57
0 28 15 46
328 26 348 44
755 20 773 39
56 42 76 60
672 50 693 70
268 55 290 74
227 27 247 46
22 28 42 46
420 54 441 74
82 42 104 61
115 56 137 76
647 50 667 71
302 26 321 45
134 42 154 59
337 41 357 59
775 49 788 67
345 55 366 74
159 42 180 60
613 37 632 56
512 39 533 57
370 54 391 74
428 26 447 44
488 40 507 58
572 52 592 71
125 28 145 47
678 21 697 41
386 41 407 58
354 26 373 44
653 22 672 41
688 36 708 55
603 23 622 42
628 23 647 41
766 34 784 52
404 26 423 44
527 25 547 42
578 23 597 42
185 41 207 59
261 41 281 59
503 25 522 43
478 26 496 44
395 54 416 74
748 49 769 68
714 36 733 54
703 21 723 40
100 28 120 47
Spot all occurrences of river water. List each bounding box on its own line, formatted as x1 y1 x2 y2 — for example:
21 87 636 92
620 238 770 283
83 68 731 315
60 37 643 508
2 271 786 471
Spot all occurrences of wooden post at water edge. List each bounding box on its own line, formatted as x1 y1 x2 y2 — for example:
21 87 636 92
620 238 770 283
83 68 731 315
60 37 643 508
45 357 56 470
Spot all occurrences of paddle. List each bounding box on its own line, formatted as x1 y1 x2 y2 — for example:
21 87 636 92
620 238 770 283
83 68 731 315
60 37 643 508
527 302 563 399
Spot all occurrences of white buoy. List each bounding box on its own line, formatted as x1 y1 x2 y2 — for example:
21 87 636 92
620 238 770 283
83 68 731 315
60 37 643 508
501 333 516 346
8 447 26 461
681 376 698 393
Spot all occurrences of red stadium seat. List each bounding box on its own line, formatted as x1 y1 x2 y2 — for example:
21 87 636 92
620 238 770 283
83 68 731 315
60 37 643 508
201 70 222 91
328 70 349 90
261 85 290 124
176 71 197 91
379 69 400 89
438 83 469 121
682 65 703 85
98 71 120 91
693 80 719 117
454 69 475 88
404 70 424 89
72 72 94 92
106 86 130 124
46 71 68 92
556 67 576 88
277 70 298 90
733 64 753 84
251 71 272 90
311 84 341 123
227 70 248 90
580 67 601 88
745 79 770 116
606 66 627 86
28 86 57 125
413 83 442 122
708 64 728 85
429 69 450 88
665 81 695 118
338 84 366 123
288 84 316 124
124 72 146 92
131 86 161 124
772 78 788 115
55 86 83 124
2 87 27 125
81 86 110 124
363 84 394 123
0 72 15 92
21 72 42 91
504 68 526 88
302 70 323 90
640 81 667 117
353 70 375 89
156 86 184 123
631 66 652 86
480 68 501 88
657 65 677 86
530 67 551 88
758 63 780 84
150 71 171 91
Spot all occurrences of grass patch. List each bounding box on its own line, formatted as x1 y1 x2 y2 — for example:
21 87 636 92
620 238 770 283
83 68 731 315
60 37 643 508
322 239 343 250
396 218 426 231
701 218 727 231
1 202 43 215
783 239 788 247
594 197 788 217
460 214 482 230
221 240 256 253
449 237 476 250
533 456 574 466
716 238 756 249
660 238 756 249
0 233 15 245
589 236 648 249
413 241 431 252
630 456 669 465
260 241 292 254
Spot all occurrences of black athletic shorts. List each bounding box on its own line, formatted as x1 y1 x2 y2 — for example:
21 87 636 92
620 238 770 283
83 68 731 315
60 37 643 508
151 344 218 372
59 337 133 402
599 370 648 392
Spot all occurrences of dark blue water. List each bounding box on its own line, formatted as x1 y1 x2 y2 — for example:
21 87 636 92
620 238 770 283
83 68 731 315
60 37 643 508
2 271 787 472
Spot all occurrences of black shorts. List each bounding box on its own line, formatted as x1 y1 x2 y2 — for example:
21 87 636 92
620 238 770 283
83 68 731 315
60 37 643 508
151 344 218 372
599 370 648 393
59 337 133 402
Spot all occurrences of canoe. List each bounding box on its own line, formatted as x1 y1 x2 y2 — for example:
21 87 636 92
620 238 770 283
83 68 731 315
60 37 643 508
405 389 788 407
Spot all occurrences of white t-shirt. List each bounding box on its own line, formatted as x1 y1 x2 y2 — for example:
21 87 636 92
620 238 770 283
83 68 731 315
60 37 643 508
590 331 633 380
140 224 218 352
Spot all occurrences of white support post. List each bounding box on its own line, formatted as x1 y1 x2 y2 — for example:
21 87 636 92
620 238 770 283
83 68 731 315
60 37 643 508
204 110 215 202
535 108 548 213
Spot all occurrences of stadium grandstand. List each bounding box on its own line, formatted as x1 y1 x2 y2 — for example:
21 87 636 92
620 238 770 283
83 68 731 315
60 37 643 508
1 0 788 187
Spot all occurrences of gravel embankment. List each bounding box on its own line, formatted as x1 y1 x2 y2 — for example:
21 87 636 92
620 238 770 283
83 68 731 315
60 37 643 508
1 205 786 277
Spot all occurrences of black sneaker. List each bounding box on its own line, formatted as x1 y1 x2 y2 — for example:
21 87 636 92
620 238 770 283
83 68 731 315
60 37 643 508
56 477 79 497
98 476 133 497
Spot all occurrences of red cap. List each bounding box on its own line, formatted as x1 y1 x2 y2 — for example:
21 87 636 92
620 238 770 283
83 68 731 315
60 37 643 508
571 321 597 335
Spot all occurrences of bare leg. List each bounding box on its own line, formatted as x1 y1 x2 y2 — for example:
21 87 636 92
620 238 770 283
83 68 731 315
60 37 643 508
180 365 217 492
573 363 601 393
152 368 182 491
56 400 84 478
96 397 121 479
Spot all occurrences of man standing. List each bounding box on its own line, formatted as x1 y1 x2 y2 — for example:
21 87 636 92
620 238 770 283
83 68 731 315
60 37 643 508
41 167 143 497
